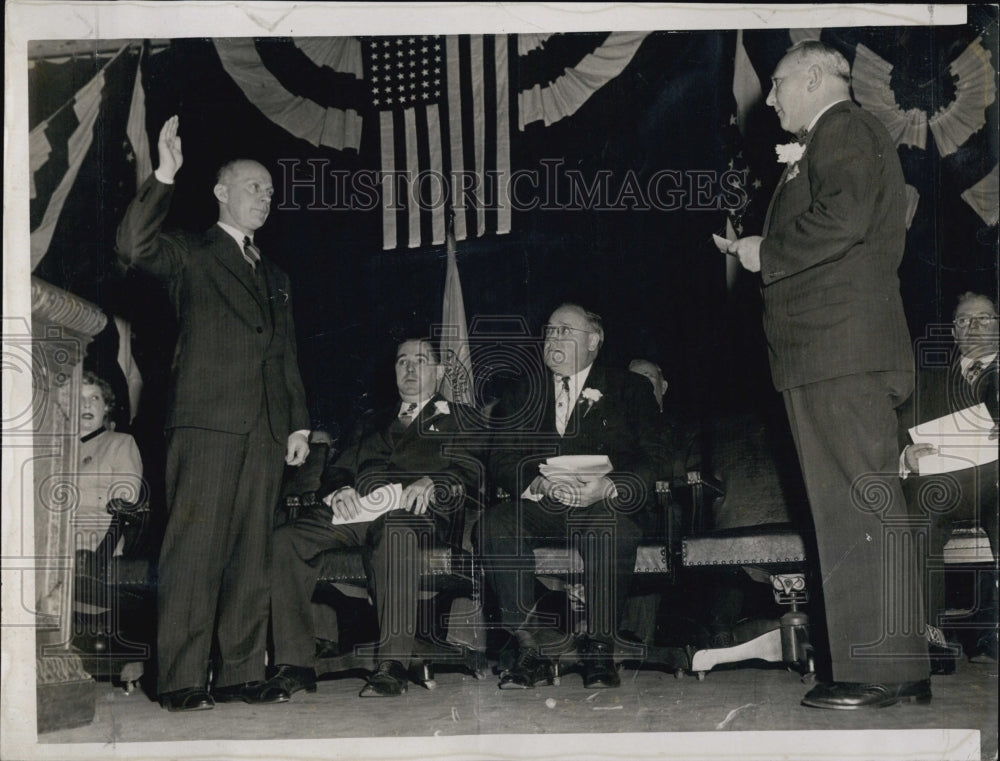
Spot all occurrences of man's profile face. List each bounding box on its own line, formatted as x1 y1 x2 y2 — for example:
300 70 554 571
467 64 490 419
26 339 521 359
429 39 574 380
215 161 273 235
953 295 999 360
543 305 599 377
766 54 810 135
395 340 443 403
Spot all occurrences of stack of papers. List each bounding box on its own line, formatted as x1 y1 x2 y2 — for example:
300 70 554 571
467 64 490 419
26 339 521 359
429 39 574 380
538 454 614 479
908 403 997 475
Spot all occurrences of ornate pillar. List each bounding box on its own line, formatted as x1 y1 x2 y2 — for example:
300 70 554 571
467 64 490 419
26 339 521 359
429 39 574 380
29 277 107 733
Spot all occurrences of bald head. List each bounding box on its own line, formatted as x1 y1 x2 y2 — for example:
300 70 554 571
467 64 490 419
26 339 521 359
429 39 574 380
629 359 668 411
767 40 852 136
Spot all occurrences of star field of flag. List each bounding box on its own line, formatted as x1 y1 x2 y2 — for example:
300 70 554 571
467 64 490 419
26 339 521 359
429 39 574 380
369 36 444 109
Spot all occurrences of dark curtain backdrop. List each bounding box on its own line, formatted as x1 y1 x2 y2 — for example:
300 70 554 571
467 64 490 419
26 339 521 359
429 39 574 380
27 20 999 447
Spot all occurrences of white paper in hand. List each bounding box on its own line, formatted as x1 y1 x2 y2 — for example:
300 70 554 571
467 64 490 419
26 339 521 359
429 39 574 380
712 234 736 256
330 482 403 525
909 403 998 475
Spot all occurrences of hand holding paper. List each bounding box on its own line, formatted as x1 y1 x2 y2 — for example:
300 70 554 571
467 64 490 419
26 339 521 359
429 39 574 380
326 483 404 525
908 403 998 475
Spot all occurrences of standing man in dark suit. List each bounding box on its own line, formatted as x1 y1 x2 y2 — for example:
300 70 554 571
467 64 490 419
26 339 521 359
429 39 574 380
266 338 481 698
900 292 998 661
728 41 931 709
116 116 311 711
481 303 665 690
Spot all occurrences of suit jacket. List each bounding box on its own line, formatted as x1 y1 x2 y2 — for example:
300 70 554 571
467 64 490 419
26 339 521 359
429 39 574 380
116 175 310 441
899 352 999 520
760 100 912 391
488 364 667 510
319 394 482 533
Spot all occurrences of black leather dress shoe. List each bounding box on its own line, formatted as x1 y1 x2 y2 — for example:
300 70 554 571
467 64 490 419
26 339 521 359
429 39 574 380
265 664 317 696
498 646 555 690
212 680 290 704
801 679 931 710
360 660 408 697
581 639 620 689
159 687 214 712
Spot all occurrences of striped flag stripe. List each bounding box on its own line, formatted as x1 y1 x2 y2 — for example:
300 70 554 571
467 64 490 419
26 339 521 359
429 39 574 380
379 110 397 249
445 36 467 243
495 34 511 235
426 106 446 245
403 107 421 248
125 49 152 186
30 67 107 270
469 34 487 238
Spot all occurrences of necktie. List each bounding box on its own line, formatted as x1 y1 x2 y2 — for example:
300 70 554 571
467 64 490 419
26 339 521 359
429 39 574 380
555 375 571 436
398 402 418 428
964 360 984 385
242 236 261 273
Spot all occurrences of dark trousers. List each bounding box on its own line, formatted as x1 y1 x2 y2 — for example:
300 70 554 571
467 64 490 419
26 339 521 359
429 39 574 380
271 505 438 666
480 498 642 643
783 370 929 684
157 413 284 694
922 463 998 630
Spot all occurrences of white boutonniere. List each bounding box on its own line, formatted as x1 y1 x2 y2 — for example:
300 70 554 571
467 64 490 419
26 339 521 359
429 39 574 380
580 387 602 415
433 400 450 417
275 288 289 304
775 142 805 182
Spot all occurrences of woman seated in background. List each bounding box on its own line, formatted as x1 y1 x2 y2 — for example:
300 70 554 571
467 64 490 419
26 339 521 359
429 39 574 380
75 371 143 555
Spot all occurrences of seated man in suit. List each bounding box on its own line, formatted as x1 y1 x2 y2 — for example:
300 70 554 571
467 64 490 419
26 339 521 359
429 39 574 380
900 291 998 661
481 303 666 689
266 338 480 697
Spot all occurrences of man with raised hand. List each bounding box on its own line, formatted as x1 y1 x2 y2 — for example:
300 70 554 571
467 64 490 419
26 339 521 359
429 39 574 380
116 116 311 711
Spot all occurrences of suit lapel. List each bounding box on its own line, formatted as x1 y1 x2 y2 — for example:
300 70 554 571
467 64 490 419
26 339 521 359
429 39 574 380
209 226 268 313
763 102 850 236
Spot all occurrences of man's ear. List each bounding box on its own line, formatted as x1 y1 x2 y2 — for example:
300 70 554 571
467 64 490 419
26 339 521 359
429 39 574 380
213 183 229 204
806 63 823 92
587 333 601 353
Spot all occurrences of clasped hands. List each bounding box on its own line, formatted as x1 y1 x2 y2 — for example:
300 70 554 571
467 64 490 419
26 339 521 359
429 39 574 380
529 474 615 508
323 476 436 523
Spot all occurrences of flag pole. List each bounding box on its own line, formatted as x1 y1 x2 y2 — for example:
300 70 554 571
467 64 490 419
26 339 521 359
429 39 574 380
440 217 476 407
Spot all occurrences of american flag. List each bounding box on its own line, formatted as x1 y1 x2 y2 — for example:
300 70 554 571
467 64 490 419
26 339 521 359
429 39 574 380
365 35 511 251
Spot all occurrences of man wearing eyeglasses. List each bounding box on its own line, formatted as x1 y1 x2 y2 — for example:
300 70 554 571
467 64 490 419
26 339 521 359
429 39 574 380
900 291 999 663
481 303 666 690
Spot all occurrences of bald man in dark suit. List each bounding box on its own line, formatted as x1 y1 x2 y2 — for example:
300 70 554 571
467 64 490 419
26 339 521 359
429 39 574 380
481 303 665 690
116 117 311 711
729 41 930 709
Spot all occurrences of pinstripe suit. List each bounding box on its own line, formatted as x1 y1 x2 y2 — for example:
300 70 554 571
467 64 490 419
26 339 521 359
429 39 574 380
759 101 928 683
117 175 310 694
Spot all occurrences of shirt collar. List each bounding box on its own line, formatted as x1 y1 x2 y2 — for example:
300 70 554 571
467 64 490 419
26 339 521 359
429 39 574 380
80 426 106 444
217 221 251 248
554 363 594 401
807 98 850 134
960 353 997 373
398 396 434 417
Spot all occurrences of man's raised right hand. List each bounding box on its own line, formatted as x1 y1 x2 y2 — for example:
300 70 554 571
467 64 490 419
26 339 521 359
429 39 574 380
157 115 183 181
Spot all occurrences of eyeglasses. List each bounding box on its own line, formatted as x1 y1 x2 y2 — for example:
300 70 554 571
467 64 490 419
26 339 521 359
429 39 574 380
954 314 998 329
543 324 594 339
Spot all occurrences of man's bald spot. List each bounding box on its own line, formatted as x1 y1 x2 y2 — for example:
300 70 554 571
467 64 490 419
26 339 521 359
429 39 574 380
216 159 270 186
